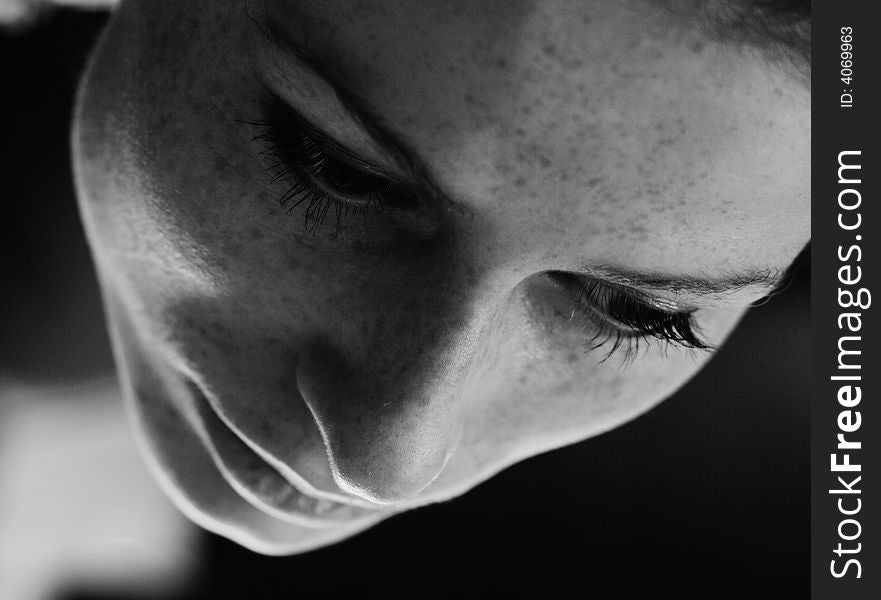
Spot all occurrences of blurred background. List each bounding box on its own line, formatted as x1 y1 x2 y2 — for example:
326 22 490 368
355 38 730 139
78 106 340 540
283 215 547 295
0 10 809 599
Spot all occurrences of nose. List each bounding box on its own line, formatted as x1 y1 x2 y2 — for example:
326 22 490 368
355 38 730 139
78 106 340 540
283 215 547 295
291 228 539 504
296 333 470 505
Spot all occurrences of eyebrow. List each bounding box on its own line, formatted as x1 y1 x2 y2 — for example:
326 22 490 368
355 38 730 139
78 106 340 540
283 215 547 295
251 14 459 211
251 11 802 305
697 0 811 82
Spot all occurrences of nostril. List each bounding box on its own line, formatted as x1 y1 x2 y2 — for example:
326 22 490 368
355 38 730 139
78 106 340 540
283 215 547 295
338 439 457 504
297 338 464 506
299 376 457 505
326 443 452 505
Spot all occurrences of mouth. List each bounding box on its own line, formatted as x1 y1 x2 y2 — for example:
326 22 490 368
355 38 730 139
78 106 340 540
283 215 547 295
187 382 384 527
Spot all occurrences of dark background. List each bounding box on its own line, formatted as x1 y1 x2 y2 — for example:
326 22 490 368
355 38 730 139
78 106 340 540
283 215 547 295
811 3 878 599
1 11 809 597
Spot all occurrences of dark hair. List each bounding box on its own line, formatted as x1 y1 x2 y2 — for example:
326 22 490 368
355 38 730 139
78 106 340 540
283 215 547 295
699 0 810 76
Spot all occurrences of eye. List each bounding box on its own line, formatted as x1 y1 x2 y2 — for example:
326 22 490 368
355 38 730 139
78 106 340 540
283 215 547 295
548 273 712 361
243 98 418 234
293 132 386 196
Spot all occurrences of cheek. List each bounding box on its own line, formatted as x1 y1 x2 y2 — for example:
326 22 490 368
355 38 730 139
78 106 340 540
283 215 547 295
457 285 746 462
458 340 706 467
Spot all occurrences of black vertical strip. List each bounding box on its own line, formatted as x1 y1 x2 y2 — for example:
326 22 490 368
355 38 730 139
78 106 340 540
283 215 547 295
812 2 879 598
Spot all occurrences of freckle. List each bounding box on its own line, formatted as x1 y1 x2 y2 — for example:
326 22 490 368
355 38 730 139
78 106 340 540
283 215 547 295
514 127 526 137
542 43 557 57
249 228 263 240
689 40 705 53
514 176 527 188
587 176 603 188
521 104 533 116
581 15 592 25
538 155 552 169
494 57 508 68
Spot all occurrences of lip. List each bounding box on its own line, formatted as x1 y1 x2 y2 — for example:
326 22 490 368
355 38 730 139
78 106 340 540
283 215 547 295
188 382 384 527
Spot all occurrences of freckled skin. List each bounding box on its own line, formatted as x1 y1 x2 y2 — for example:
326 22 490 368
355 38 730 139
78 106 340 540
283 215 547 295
73 0 809 553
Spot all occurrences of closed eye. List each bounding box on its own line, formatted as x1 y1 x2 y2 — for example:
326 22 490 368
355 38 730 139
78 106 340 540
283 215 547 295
242 96 418 234
548 272 712 361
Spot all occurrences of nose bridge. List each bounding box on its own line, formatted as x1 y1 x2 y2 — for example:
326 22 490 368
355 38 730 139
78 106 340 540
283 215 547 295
296 235 534 504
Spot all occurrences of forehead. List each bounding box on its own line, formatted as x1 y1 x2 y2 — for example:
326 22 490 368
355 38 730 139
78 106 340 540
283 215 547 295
258 0 809 277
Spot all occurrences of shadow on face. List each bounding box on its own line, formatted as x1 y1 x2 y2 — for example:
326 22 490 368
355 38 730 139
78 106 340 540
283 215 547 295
72 0 809 553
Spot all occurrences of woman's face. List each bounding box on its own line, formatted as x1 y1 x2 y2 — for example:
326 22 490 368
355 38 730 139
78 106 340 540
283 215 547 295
73 0 809 553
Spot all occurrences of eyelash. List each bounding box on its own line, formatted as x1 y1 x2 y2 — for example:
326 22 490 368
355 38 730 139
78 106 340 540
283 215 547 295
569 277 712 361
245 103 409 234
243 104 710 362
